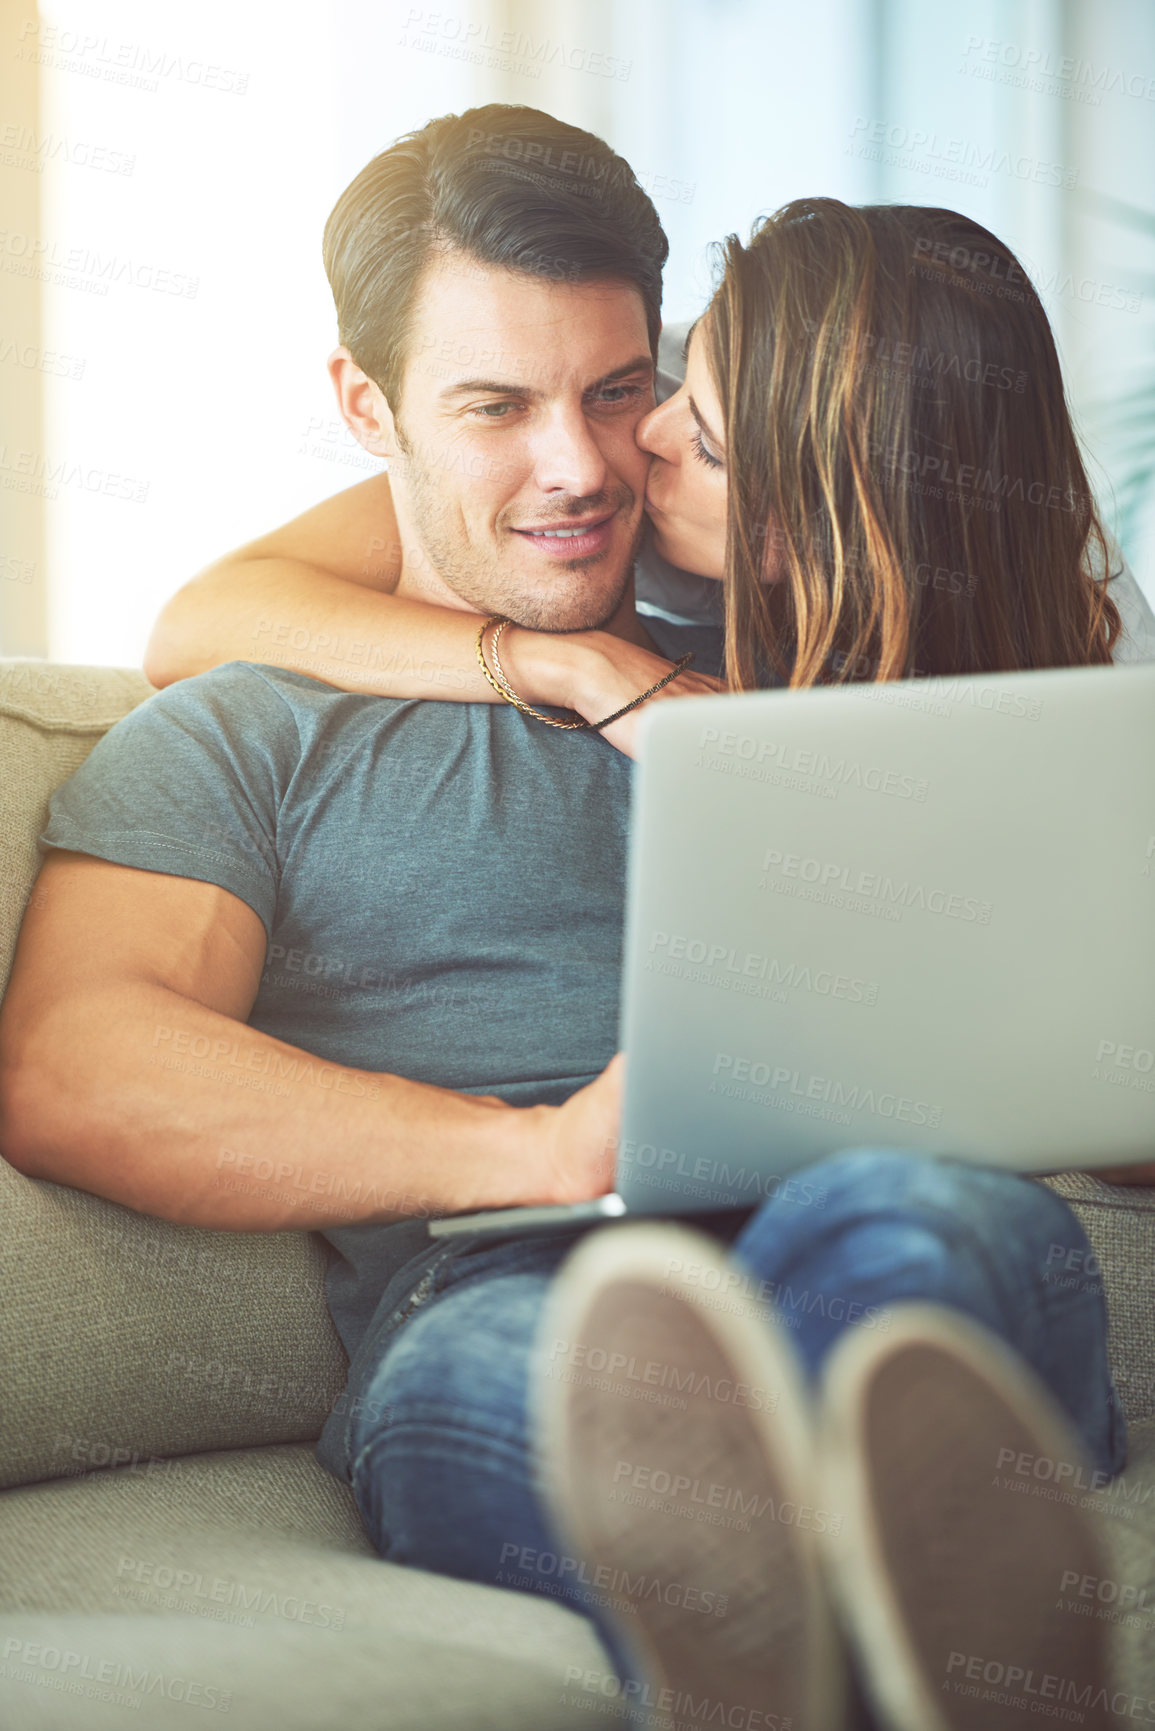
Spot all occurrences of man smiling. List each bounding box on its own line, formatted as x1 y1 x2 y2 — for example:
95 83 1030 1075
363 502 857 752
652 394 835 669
329 250 655 634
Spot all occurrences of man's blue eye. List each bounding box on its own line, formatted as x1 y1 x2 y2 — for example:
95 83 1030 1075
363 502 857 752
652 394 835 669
468 384 644 419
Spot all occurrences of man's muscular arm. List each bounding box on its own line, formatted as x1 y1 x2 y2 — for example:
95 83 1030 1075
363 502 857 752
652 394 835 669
0 853 621 1231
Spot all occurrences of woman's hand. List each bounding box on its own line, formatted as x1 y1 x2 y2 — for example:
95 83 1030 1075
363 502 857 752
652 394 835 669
500 626 725 758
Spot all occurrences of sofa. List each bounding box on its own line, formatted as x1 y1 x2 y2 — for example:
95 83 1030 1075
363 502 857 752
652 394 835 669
1 657 1154 1729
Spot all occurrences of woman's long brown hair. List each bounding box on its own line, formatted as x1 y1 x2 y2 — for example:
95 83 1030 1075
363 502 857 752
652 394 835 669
705 199 1121 691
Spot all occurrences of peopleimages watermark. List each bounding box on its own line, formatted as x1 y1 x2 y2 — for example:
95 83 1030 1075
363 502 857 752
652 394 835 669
959 34 1155 104
466 126 633 173
51 1432 189 1480
646 929 880 1007
0 123 135 176
1091 1039 1155 1096
760 520 980 599
114 1556 345 1630
0 1636 231 1713
298 414 380 475
98 1216 304 1301
162 1350 327 1421
833 662 1045 723
609 1457 843 1536
213 1146 435 1221
495 1540 730 1617
15 20 250 96
911 234 1028 291
0 446 148 503
1044 1242 1103 1296
992 1444 1155 1523
400 10 632 81
560 1666 789 1731
461 131 699 213
801 309 1031 390
251 614 472 692
882 443 1090 516
0 336 85 379
759 849 993 925
911 235 1141 314
619 1139 830 1209
0 665 115 709
0 231 199 300
151 1023 381 1098
860 326 1026 396
692 725 930 803
846 117 1077 190
663 1255 891 1337
711 1052 944 1130
942 1650 1153 1722
1058 1569 1155 1627
542 1335 779 1414
262 942 482 1011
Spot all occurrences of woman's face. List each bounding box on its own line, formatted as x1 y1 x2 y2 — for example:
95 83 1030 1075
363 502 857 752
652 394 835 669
636 320 728 580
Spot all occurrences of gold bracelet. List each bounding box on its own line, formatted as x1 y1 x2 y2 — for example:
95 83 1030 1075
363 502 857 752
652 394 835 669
474 614 696 733
488 620 518 693
475 615 590 729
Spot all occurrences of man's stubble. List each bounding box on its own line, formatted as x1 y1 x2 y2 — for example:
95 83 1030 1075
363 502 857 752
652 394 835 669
395 431 646 634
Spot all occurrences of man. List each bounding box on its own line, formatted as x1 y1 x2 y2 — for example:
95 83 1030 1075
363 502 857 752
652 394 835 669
0 107 1129 1730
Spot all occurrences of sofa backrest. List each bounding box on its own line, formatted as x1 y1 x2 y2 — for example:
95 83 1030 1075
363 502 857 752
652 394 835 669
0 661 347 1490
0 661 156 997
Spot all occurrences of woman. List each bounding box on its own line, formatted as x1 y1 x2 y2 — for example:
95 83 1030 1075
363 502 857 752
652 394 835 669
146 201 1140 1729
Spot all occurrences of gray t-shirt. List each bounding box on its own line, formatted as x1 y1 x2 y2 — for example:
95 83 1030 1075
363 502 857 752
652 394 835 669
40 615 724 1481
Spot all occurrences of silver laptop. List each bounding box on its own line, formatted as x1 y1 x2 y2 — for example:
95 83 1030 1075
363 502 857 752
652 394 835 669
431 662 1155 1238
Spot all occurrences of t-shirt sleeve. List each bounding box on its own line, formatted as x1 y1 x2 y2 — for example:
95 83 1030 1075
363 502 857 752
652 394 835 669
40 661 300 937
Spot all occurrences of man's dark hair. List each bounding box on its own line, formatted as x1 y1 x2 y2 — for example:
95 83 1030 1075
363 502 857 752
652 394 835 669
322 104 668 409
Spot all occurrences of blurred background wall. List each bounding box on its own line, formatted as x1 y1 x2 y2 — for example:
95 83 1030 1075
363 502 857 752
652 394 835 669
1 0 1152 664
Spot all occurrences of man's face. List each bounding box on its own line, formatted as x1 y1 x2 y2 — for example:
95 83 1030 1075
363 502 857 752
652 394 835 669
383 253 654 632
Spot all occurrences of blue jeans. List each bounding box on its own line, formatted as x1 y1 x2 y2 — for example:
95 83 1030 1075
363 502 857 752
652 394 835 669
347 1151 1125 1611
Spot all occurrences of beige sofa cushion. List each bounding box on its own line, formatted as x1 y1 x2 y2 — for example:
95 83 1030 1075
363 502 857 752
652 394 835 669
0 1445 613 1730
3 1432 1155 1728
0 1443 374 1616
0 662 348 1488
0 1154 348 1491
